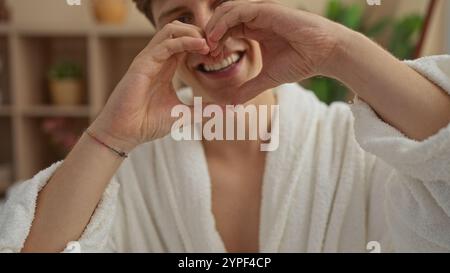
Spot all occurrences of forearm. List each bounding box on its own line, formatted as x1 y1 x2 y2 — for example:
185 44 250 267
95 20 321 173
19 18 206 252
325 29 450 140
22 130 126 252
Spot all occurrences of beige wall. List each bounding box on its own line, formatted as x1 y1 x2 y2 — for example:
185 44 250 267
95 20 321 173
6 0 150 29
5 0 448 55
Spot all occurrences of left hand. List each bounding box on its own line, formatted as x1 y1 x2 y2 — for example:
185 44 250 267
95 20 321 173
207 1 450 141
205 0 347 103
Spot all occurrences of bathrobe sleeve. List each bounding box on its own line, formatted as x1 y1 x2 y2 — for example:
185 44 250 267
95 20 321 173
349 55 450 252
0 161 120 253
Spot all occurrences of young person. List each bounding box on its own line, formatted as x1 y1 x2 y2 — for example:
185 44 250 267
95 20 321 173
1 0 450 252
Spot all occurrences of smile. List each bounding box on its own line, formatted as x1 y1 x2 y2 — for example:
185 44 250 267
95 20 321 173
197 51 245 74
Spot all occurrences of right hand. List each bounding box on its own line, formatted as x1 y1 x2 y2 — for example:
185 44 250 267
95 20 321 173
89 21 210 152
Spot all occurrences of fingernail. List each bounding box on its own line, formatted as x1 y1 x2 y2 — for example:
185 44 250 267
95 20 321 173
208 41 217 51
208 31 216 40
213 48 222 57
207 34 215 43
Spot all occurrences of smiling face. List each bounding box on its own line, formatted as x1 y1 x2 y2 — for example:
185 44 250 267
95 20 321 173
151 0 263 104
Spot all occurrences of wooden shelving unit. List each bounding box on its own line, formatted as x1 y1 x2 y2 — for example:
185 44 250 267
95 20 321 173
0 0 445 195
0 0 154 193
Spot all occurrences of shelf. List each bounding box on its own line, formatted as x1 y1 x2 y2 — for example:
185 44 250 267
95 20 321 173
0 24 11 35
0 35 10 106
0 105 12 116
21 105 91 117
0 117 13 162
0 179 10 197
15 27 91 37
15 35 89 106
10 24 154 38
16 117 88 180
94 25 154 37
0 117 13 193
0 0 443 196
97 36 149 102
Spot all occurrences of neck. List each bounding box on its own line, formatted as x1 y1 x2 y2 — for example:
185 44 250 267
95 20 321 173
202 89 276 159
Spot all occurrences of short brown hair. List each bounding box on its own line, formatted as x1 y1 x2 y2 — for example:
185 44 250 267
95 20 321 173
133 0 155 25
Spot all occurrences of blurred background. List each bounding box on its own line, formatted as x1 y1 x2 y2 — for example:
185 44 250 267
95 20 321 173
0 0 449 197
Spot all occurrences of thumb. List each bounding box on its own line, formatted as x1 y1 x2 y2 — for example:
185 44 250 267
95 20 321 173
233 72 279 104
158 58 179 86
209 25 263 57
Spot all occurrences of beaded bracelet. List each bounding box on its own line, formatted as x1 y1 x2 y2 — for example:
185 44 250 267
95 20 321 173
85 130 128 158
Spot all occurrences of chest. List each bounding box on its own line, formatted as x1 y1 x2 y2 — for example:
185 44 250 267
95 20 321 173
207 154 266 252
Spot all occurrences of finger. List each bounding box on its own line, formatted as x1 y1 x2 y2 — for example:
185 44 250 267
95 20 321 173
233 73 279 104
209 25 258 57
158 59 180 85
137 21 209 63
153 37 210 63
205 1 237 45
210 43 225 58
207 4 259 49
170 20 206 38
152 20 205 45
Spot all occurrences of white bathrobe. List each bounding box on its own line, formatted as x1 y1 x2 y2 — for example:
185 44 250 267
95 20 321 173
1 56 450 253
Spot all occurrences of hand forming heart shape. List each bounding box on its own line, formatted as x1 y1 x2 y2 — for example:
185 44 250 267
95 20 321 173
204 0 345 104
89 0 348 149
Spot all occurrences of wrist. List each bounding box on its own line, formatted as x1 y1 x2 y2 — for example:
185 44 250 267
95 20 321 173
318 23 361 80
88 117 138 154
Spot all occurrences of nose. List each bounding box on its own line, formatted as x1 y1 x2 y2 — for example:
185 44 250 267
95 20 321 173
195 5 213 34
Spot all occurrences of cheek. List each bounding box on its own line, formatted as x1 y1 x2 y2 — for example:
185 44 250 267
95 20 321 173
175 61 202 91
247 41 263 77
174 66 207 98
174 60 194 85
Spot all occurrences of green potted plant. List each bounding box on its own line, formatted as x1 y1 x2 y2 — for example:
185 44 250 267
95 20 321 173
305 0 423 105
48 61 84 106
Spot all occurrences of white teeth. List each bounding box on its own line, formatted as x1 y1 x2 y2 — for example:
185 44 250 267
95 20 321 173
203 53 241 72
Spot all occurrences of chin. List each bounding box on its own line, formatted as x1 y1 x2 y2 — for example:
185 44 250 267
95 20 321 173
197 75 252 104
203 87 239 105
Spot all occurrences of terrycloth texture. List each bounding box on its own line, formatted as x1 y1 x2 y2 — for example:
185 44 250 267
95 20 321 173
1 55 450 253
0 162 120 253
